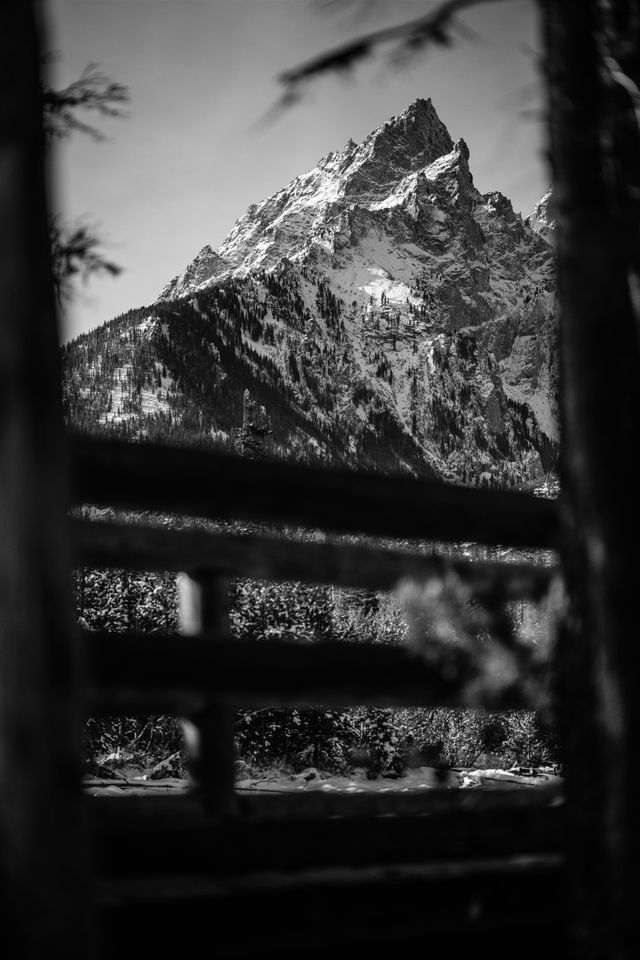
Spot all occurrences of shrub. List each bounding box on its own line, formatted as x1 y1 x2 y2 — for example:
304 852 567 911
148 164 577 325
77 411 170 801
234 707 355 773
82 715 183 771
78 556 559 779
349 708 405 778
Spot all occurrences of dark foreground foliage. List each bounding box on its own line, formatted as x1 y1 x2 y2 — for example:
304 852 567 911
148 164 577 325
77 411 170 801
78 561 558 778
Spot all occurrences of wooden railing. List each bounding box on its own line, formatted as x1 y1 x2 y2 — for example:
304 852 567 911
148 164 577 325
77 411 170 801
70 435 559 548
71 434 565 957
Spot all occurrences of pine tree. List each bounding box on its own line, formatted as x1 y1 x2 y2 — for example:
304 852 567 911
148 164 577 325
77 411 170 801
238 388 272 460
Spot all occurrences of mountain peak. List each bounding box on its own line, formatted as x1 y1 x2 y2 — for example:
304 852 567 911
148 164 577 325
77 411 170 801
335 97 454 198
371 97 454 165
404 96 436 120
159 244 229 300
527 188 555 244
454 137 470 163
76 95 558 487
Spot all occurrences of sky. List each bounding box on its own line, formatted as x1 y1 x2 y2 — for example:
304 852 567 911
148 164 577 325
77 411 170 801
47 0 548 342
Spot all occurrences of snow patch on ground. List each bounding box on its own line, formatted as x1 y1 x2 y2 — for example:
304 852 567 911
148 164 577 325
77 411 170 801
84 765 563 798
136 315 158 335
361 268 416 307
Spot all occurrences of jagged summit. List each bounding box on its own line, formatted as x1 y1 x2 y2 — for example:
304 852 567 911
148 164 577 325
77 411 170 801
319 99 452 178
527 188 555 244
160 99 466 297
68 98 558 486
365 97 454 167
160 244 229 300
334 98 455 198
455 137 470 163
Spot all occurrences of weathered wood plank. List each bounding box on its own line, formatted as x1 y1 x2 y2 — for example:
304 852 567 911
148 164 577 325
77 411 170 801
85 631 539 713
70 434 559 548
71 518 556 599
0 4 90 956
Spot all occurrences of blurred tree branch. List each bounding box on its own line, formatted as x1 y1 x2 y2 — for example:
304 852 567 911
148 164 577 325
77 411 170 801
42 63 129 141
42 62 129 303
49 218 122 304
277 0 513 108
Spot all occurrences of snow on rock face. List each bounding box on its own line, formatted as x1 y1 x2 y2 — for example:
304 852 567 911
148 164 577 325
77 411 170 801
67 100 559 486
159 98 458 289
338 96 454 196
160 245 230 300
526 189 555 245
159 99 560 482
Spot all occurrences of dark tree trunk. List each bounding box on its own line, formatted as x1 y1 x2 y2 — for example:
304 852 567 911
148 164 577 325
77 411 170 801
0 2 91 954
541 1 640 956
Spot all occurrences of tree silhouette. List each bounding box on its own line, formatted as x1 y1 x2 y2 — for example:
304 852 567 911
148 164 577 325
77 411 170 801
43 61 129 302
42 62 128 141
276 0 510 109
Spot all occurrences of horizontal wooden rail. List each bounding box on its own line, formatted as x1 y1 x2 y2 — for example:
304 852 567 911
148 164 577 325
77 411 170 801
71 519 556 600
89 787 564 878
98 854 565 959
85 631 539 714
70 435 559 549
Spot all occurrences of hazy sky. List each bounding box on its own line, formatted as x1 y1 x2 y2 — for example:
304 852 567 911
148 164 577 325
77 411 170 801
48 0 547 342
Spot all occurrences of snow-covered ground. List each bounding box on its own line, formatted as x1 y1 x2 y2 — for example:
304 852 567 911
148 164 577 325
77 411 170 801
84 764 562 798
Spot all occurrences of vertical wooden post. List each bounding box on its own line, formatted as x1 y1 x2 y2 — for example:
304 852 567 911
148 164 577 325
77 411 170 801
542 2 640 957
179 571 237 818
0 2 90 956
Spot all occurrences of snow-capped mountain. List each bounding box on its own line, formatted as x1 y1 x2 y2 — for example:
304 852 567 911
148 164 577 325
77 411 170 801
526 189 555 245
161 97 455 298
63 98 558 487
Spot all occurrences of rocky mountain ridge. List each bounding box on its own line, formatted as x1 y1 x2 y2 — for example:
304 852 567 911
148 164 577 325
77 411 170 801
63 98 558 487
526 188 555 245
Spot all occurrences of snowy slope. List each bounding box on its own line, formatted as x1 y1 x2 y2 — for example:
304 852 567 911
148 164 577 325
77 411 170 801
64 99 558 485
